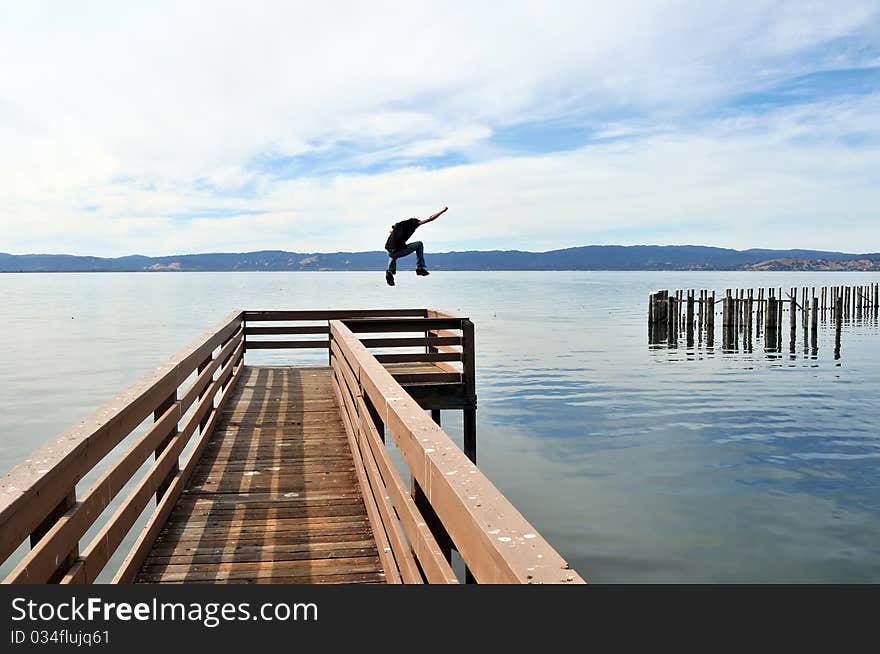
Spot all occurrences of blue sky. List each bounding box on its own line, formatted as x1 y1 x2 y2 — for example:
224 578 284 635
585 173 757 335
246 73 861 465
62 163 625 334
1 1 879 256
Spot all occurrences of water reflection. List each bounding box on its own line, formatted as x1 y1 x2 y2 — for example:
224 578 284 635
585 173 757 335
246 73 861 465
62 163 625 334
650 298 880 366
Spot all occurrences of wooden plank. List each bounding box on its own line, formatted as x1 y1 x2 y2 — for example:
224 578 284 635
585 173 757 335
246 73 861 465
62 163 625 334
245 325 331 335
431 344 463 355
343 318 463 333
245 309 426 321
156 515 370 535
359 336 461 348
149 571 386 584
149 531 372 554
152 525 374 548
245 340 330 349
137 555 382 583
144 543 377 566
166 503 366 524
374 352 462 364
426 308 463 319
168 491 363 507
389 372 462 384
426 329 463 339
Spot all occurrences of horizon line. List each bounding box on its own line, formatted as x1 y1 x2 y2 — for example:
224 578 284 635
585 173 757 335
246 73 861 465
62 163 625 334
2 244 876 259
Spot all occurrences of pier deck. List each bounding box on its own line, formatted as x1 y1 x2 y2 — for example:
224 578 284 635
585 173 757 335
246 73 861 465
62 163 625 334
0 309 584 585
136 366 384 584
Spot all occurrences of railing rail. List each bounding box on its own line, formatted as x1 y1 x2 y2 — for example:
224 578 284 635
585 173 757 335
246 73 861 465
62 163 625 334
328 320 583 584
0 311 246 583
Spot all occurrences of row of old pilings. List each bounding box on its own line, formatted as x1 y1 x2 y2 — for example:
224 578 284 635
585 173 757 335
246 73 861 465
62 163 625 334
648 283 877 357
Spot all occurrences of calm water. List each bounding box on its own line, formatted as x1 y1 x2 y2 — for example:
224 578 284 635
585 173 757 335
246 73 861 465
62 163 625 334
2 271 879 583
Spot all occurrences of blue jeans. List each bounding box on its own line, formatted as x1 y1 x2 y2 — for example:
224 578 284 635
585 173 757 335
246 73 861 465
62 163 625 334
386 241 425 273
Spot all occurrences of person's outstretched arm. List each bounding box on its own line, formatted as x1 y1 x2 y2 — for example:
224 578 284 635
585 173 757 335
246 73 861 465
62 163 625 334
419 206 448 225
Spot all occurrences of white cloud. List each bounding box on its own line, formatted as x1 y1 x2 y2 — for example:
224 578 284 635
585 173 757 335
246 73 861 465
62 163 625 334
0 1 878 255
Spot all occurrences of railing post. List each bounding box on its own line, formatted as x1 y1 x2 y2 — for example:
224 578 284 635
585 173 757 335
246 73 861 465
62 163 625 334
412 479 453 564
365 395 385 445
219 325 240 392
197 352 214 432
242 313 248 361
154 391 179 504
30 490 78 583
462 319 477 464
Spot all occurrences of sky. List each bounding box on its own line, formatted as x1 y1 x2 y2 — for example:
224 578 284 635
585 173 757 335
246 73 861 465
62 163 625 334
1 1 879 256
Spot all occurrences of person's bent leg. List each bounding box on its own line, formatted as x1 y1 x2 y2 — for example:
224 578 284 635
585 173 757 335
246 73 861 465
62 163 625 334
411 241 426 269
387 256 397 274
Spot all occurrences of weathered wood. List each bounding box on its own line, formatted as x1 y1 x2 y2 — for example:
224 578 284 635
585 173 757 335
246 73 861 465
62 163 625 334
125 368 384 583
245 325 331 335
154 392 179 505
388 371 463 384
330 321 584 584
354 403 423 583
374 352 462 364
245 309 427 321
105 354 242 584
245 340 331 349
332 375 401 584
360 336 461 348
4 306 585 586
72 350 241 584
356 397 457 583
0 310 243 569
4 404 181 584
344 318 464 333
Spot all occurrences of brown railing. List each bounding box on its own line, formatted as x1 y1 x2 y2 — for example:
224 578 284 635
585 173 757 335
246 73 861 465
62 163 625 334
0 311 246 583
243 309 476 404
328 320 583 584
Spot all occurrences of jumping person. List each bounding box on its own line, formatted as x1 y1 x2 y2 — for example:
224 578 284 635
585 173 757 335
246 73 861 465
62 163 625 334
384 206 447 286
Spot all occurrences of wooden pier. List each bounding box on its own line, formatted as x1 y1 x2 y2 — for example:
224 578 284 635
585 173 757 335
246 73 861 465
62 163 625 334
0 309 584 585
649 282 879 355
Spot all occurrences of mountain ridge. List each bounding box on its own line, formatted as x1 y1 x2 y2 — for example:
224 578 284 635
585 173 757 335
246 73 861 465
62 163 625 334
2 245 879 272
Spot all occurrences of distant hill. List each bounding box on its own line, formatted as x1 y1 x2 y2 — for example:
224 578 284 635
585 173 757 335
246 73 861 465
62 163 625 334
2 246 879 272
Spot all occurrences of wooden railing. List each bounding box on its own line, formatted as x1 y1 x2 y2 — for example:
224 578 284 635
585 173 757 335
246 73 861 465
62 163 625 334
1 307 580 585
328 320 584 584
243 309 475 403
0 311 246 583
243 309 427 352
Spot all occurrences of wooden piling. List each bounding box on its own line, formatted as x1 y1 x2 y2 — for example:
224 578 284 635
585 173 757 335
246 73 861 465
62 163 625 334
707 291 715 347
835 296 843 359
874 283 880 318
765 295 777 351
